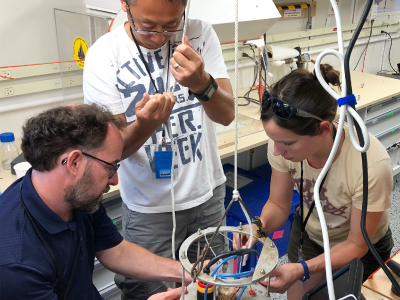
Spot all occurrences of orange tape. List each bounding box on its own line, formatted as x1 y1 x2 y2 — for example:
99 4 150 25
300 4 308 8
287 5 296 9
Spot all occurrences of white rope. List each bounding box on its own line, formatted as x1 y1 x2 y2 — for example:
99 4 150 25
232 0 253 253
233 0 239 194
312 1 371 299
169 0 191 261
204 227 217 257
171 0 191 94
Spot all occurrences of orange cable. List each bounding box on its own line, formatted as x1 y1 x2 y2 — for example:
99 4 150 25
361 20 373 73
0 59 85 80
0 75 15 80
108 18 115 32
0 59 84 69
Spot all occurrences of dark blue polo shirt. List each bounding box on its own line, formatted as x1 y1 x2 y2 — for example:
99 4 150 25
0 169 123 299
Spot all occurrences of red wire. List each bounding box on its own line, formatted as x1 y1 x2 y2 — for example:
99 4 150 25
361 20 373 73
108 18 115 32
229 288 240 300
228 263 254 299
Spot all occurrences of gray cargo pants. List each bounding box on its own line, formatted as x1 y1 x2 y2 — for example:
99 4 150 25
115 184 228 300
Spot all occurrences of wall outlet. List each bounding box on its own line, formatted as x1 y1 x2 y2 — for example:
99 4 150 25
369 4 378 20
5 87 14 96
68 78 75 86
67 63 74 70
1 70 11 78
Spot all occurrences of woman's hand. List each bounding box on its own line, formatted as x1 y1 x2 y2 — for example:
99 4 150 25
231 223 258 250
260 263 304 294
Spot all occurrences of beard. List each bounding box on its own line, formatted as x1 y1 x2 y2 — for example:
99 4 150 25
64 166 104 214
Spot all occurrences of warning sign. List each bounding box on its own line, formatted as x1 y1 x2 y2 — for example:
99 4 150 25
284 8 302 18
73 37 88 69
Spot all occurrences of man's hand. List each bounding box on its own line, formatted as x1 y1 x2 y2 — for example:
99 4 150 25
170 36 211 94
148 287 187 300
135 92 175 131
260 263 304 294
232 224 258 250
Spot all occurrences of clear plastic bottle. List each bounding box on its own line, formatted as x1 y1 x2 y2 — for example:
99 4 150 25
0 132 19 170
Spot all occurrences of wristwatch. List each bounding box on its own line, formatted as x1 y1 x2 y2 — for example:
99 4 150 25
189 74 218 101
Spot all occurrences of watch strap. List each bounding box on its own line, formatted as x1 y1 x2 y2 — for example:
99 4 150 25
298 260 310 282
189 74 218 101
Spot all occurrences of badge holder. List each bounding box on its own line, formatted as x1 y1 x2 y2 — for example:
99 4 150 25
154 135 173 179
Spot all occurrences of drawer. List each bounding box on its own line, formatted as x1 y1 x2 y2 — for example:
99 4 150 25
93 264 117 292
365 108 400 136
100 284 121 300
103 195 122 221
388 145 400 170
366 96 400 120
93 223 122 289
375 125 400 148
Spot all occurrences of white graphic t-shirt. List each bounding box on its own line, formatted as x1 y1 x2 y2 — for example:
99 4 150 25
83 20 228 213
268 124 392 247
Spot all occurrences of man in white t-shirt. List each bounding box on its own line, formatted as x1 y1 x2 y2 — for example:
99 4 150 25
83 0 234 298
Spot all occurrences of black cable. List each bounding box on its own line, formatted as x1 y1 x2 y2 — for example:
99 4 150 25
381 31 399 74
203 248 258 275
344 0 400 294
239 49 262 106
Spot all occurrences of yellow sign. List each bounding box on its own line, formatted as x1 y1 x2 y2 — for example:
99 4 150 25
73 36 88 69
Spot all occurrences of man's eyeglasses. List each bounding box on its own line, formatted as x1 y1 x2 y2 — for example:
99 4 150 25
262 89 323 122
62 152 120 179
126 3 184 36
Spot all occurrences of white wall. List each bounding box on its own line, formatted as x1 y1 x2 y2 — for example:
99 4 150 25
0 0 88 139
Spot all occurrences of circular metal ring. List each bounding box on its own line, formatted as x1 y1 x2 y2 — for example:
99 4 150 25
179 226 279 287
173 63 179 69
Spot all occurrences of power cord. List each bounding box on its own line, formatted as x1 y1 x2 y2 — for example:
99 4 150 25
381 30 399 74
344 0 400 296
238 52 262 106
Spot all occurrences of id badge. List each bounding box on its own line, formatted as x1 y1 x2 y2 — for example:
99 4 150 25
154 151 173 179
298 247 307 290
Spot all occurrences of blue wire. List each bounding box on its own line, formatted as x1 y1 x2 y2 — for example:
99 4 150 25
204 255 238 300
237 256 241 273
216 268 254 278
237 286 247 300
